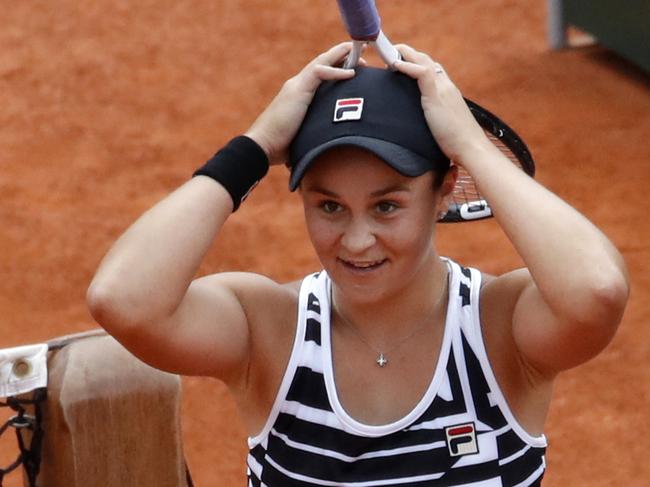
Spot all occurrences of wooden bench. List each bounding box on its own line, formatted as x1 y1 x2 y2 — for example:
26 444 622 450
26 331 190 487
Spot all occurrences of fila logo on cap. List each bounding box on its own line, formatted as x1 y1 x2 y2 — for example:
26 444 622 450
445 422 479 457
333 98 364 122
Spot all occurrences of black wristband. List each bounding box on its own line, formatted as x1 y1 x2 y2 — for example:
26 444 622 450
193 136 269 211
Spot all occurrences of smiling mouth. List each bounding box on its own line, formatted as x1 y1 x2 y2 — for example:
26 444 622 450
338 258 387 271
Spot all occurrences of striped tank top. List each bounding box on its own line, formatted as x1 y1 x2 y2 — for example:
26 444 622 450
247 259 547 486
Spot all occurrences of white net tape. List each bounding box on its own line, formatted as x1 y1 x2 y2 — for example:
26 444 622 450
0 344 48 398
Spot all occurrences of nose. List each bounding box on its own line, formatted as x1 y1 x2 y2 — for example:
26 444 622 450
340 216 376 254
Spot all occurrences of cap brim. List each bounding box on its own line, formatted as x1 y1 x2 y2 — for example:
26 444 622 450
289 136 435 191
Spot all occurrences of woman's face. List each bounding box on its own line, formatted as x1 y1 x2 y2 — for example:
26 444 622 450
300 147 449 305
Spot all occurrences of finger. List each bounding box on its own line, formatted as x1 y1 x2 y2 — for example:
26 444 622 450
297 43 355 90
394 44 435 67
394 46 451 85
394 43 421 60
394 43 416 55
298 63 355 92
317 42 355 67
393 58 434 82
313 64 356 81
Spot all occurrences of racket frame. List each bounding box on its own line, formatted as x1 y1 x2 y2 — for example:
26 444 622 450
343 32 401 70
438 100 536 223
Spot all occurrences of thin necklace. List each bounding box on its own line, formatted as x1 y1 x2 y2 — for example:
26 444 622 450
332 268 448 368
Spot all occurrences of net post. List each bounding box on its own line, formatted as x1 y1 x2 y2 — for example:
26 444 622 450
29 333 188 487
547 0 568 49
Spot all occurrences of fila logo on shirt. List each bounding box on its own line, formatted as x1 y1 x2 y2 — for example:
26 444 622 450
445 422 479 457
333 98 364 122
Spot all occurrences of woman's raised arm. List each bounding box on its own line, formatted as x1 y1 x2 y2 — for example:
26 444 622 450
87 43 359 382
394 44 630 376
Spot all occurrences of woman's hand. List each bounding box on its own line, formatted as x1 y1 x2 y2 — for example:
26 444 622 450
393 44 490 164
246 43 359 165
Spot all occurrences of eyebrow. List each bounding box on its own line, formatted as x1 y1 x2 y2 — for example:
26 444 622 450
304 183 411 198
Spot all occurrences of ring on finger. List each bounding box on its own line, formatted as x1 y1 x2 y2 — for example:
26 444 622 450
434 63 444 74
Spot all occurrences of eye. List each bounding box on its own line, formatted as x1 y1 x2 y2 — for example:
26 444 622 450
375 201 399 214
320 200 343 214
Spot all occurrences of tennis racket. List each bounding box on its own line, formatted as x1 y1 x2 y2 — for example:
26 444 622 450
336 0 400 69
335 0 535 223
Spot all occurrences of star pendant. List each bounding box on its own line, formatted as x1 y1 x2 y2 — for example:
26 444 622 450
376 353 388 367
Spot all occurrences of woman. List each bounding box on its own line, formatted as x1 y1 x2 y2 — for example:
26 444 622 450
87 43 629 485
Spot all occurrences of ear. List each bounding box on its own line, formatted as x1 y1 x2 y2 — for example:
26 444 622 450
436 165 458 219
440 165 459 198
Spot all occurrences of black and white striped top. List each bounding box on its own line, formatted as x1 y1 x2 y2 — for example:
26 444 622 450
247 260 547 486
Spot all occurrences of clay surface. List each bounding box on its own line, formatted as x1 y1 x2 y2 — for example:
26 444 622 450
1 1 648 485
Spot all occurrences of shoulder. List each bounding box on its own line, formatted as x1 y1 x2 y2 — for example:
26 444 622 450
475 268 554 433
216 271 300 303
477 267 532 352
479 267 528 294
445 260 527 306
212 271 302 331
190 271 304 374
476 267 548 388
442 260 527 310
224 271 311 346
223 273 308 430
459 266 527 366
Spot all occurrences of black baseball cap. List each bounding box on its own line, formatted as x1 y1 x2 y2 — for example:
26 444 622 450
288 66 449 191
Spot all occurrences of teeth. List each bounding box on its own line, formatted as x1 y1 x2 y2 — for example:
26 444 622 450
348 260 383 268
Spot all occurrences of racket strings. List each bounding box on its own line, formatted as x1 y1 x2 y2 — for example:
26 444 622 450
488 132 522 166
450 168 480 204
442 127 528 222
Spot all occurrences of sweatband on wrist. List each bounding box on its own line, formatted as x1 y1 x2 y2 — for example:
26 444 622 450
193 136 269 211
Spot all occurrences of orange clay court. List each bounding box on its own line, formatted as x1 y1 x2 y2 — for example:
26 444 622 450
1 1 648 486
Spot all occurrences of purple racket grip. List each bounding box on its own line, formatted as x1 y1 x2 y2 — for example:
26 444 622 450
336 0 381 41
